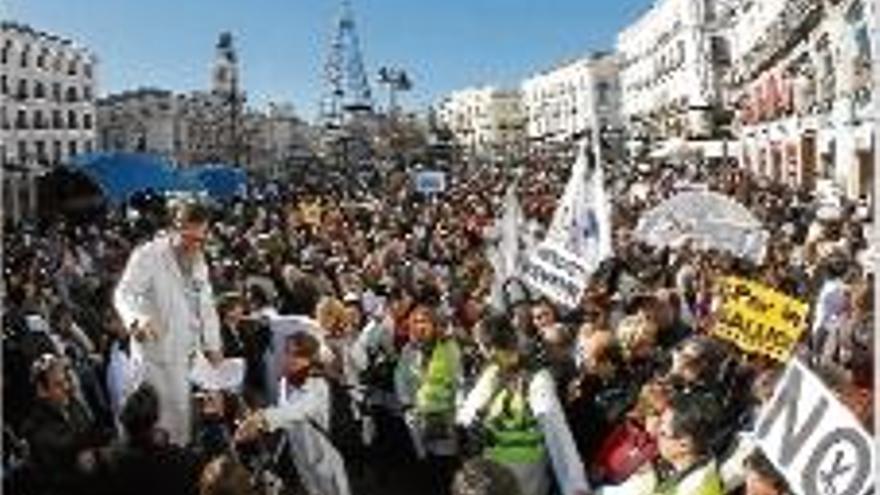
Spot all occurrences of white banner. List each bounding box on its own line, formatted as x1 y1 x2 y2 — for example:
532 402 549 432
635 191 768 262
525 142 611 307
755 359 875 495
521 241 591 308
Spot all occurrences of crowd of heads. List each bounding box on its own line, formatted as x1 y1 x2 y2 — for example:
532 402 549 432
2 149 874 495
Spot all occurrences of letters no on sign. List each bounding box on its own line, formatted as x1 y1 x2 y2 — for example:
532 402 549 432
755 359 875 495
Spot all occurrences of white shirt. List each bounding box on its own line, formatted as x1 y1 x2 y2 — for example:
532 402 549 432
264 376 350 495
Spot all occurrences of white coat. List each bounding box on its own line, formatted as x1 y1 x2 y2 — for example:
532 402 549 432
458 365 590 495
114 232 222 445
264 376 351 495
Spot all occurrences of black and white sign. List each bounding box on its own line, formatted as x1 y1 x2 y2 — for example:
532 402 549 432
755 359 875 495
521 241 590 308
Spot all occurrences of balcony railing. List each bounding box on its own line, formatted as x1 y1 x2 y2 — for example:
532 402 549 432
732 0 822 84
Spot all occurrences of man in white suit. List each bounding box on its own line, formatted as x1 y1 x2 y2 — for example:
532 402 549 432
114 200 223 445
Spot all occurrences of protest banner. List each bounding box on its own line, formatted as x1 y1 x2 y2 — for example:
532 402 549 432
712 277 807 362
755 358 875 495
415 170 447 194
524 142 611 307
634 191 768 262
521 241 591 308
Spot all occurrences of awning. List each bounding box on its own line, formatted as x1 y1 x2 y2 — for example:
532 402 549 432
177 164 247 200
649 139 740 159
65 152 179 205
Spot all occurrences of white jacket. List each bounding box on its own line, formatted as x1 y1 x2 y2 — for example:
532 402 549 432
458 366 590 495
114 233 222 445
265 376 351 495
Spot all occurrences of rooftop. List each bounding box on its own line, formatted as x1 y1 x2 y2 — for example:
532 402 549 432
99 87 175 104
1 21 92 53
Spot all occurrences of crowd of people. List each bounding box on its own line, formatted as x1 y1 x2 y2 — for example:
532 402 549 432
2 149 874 495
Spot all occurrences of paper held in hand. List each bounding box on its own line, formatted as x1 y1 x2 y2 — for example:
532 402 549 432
189 354 245 391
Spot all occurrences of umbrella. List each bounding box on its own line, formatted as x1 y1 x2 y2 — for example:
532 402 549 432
634 191 769 262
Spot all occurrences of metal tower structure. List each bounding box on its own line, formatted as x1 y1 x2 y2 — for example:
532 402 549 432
319 0 374 130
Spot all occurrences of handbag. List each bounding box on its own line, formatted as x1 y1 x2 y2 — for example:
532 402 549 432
590 418 658 485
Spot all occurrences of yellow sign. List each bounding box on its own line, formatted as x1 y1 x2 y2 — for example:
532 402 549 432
712 277 808 362
300 202 323 226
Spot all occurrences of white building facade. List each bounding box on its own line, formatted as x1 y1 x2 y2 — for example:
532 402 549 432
1 21 98 221
98 88 183 157
521 53 622 150
617 0 732 148
435 86 525 160
729 0 875 200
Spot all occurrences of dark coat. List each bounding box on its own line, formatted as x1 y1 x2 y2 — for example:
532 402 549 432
20 398 99 495
96 438 202 495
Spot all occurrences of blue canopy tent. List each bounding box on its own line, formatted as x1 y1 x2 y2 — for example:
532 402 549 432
65 152 179 206
177 164 247 201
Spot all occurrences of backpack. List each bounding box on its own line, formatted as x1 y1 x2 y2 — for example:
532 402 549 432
309 376 365 462
590 418 658 485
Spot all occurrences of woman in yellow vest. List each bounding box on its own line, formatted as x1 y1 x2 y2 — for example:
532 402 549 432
394 299 464 492
458 314 590 495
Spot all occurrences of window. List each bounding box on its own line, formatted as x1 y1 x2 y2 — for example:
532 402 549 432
84 140 93 153
67 59 78 76
83 85 92 101
17 79 28 100
66 86 78 103
1 41 10 65
83 63 93 79
67 110 78 129
83 113 92 130
53 56 63 72
0 75 6 95
52 82 61 102
854 26 870 59
52 110 63 129
68 140 78 157
18 141 27 161
37 49 48 69
34 81 45 99
16 110 27 129
33 110 45 129
20 45 29 68
0 107 8 130
596 81 611 106
53 141 62 163
35 141 47 163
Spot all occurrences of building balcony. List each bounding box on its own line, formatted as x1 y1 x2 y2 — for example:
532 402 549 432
733 0 823 84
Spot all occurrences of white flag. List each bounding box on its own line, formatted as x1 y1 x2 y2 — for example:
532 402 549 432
547 140 612 271
523 141 612 307
488 183 524 309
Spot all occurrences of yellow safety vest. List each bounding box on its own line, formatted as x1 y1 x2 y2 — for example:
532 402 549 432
484 377 546 465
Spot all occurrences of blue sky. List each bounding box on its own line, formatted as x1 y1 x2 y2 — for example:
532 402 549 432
6 0 652 120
